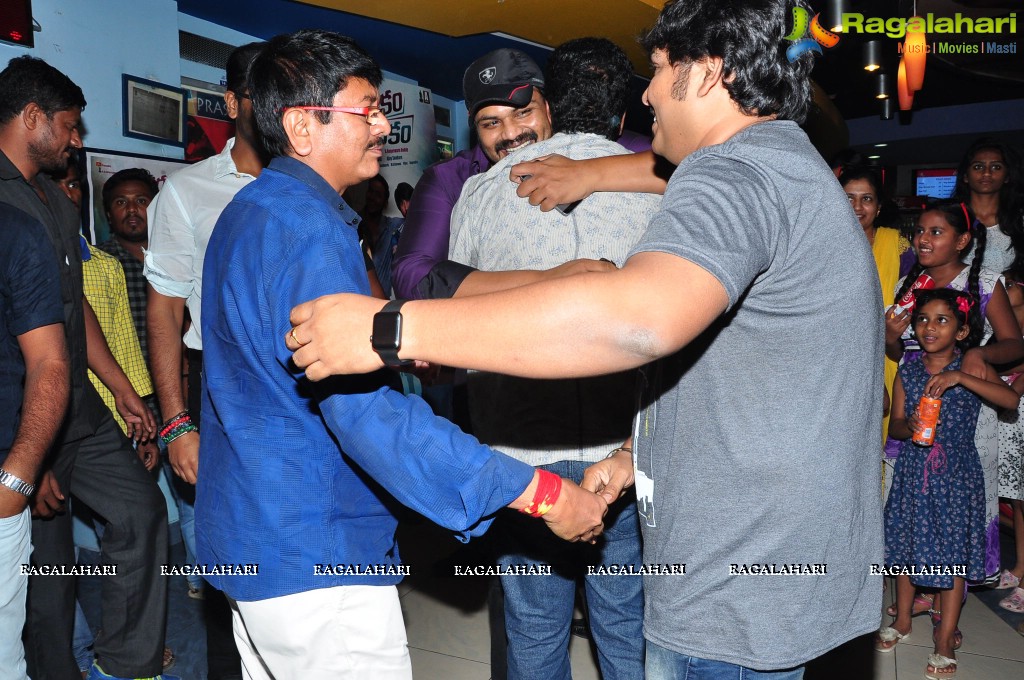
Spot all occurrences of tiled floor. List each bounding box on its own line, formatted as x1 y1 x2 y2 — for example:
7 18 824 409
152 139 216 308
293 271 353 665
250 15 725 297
77 521 1024 680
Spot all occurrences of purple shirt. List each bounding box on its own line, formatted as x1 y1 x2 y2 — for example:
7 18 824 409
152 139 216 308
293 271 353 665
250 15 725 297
392 145 491 299
392 133 652 300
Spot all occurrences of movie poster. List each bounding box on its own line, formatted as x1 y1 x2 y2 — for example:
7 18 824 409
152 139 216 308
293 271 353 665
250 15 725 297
376 79 439 217
185 87 235 162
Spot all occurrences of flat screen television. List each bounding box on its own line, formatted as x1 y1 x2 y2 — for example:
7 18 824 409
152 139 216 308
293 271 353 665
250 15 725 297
914 168 958 199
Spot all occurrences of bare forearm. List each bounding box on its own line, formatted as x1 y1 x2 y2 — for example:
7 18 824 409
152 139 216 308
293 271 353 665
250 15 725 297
6 338 69 483
888 417 912 440
401 254 727 378
591 150 669 194
147 288 188 418
455 270 549 298
456 260 617 298
885 338 904 363
959 373 1021 410
974 338 1024 368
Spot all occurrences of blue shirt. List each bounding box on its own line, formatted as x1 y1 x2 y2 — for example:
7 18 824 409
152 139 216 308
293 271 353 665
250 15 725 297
0 203 63 464
198 156 534 601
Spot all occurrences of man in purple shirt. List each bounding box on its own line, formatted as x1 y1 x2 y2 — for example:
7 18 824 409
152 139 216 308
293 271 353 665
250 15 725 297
392 49 654 302
392 48 550 300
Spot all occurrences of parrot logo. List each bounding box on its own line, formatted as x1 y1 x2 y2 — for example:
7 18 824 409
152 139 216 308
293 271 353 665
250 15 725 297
784 6 841 62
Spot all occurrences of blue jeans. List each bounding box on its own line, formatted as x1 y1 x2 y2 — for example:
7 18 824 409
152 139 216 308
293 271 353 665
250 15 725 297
646 642 805 680
0 507 31 680
163 458 201 590
495 459 644 680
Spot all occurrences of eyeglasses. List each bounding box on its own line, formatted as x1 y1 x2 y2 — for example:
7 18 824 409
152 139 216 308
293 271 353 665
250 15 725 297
283 106 386 125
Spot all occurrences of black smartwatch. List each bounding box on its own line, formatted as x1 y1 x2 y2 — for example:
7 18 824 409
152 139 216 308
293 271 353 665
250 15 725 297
371 299 413 368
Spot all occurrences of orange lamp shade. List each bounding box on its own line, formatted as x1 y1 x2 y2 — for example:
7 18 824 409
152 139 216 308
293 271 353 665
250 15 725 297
904 21 927 91
898 58 914 111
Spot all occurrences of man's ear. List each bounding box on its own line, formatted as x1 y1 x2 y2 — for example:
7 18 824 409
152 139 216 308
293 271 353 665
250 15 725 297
224 91 239 121
20 103 44 132
282 108 312 157
696 57 726 97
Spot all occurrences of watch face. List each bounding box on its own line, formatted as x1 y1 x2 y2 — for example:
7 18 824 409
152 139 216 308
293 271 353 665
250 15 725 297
372 312 402 352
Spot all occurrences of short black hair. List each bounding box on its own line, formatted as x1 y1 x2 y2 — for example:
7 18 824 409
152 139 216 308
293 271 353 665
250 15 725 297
248 29 382 158
545 38 632 140
226 41 264 94
102 168 158 213
0 56 86 125
369 173 389 196
395 182 414 204
641 0 814 123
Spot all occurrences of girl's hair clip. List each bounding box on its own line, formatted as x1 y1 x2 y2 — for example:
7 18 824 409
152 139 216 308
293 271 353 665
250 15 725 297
956 295 974 315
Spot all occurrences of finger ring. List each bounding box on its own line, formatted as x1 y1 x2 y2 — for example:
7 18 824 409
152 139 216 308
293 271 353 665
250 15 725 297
290 328 301 345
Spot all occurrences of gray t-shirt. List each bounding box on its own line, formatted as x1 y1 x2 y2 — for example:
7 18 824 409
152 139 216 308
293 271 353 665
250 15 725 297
629 120 883 669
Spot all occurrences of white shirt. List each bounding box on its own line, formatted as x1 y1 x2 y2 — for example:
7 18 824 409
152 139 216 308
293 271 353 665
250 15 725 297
450 133 661 467
143 138 256 349
963 222 1015 274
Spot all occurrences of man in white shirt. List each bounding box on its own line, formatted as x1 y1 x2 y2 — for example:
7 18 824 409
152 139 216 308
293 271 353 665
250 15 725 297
143 41 264 680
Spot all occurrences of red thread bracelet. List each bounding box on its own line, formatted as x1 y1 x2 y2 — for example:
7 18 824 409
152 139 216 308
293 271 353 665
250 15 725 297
519 470 563 518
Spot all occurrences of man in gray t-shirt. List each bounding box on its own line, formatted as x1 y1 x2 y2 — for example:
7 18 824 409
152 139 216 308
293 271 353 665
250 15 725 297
286 0 883 675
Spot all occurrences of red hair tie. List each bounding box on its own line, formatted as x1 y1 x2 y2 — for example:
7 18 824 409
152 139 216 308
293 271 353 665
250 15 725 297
960 202 972 228
957 296 973 315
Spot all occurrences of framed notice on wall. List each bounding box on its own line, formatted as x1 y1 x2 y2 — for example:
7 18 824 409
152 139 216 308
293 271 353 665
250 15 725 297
122 74 187 147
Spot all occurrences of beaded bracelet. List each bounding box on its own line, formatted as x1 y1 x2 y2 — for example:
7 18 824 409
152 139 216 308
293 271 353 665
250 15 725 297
519 469 563 518
160 411 197 446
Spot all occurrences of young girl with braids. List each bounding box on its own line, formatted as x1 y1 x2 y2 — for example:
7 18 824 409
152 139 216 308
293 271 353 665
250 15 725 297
877 288 1019 680
883 201 1024 647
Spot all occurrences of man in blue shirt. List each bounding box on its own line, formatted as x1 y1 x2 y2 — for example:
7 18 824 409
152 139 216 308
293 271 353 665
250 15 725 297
199 29 607 677
0 204 69 680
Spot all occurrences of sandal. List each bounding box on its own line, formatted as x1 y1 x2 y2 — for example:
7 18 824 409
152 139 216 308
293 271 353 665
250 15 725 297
999 587 1024 613
874 625 911 652
930 610 963 650
163 646 175 671
925 652 957 679
994 569 1022 590
885 593 933 618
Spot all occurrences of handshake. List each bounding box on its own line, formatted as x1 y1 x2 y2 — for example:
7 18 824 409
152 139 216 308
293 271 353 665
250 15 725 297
528 448 636 543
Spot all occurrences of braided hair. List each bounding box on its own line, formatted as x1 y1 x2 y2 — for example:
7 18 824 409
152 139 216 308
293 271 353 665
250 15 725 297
895 201 986 345
913 288 981 352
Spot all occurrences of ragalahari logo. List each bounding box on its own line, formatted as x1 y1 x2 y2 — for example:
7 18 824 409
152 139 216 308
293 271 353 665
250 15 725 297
784 6 841 62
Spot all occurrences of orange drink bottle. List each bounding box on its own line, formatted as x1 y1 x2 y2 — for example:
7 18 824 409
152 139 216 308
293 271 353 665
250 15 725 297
913 396 942 446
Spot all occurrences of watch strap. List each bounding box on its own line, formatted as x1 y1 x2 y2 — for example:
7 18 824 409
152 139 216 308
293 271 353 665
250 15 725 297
372 299 413 368
0 468 35 498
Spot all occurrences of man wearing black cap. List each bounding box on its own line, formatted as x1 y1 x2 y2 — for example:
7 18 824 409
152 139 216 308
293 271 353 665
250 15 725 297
391 48 552 301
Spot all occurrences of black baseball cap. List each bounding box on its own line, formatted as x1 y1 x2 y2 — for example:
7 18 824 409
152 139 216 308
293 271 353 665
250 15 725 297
463 48 545 119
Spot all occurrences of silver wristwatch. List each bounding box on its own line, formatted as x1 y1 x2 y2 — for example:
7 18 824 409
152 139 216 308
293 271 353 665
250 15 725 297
0 468 35 497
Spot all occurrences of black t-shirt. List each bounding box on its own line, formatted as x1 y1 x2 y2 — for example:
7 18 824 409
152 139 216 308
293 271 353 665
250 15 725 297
0 149 105 444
